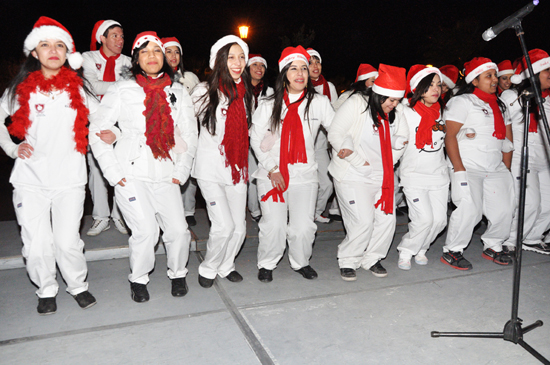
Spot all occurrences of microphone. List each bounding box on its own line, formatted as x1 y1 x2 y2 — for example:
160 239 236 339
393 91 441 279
482 1 538 41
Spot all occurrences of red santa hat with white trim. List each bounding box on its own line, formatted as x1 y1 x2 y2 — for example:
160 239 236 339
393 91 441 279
209 35 249 70
496 60 514 77
90 19 121 51
24 16 83 69
439 65 459 89
406 65 442 95
306 48 322 63
355 64 378 83
372 64 407 98
511 49 550 84
278 46 310 71
161 37 182 53
248 54 267 68
132 31 165 55
464 57 497 84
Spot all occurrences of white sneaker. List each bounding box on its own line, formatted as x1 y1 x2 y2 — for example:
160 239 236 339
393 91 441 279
315 215 331 224
87 219 110 236
113 218 128 234
398 257 411 270
414 253 429 265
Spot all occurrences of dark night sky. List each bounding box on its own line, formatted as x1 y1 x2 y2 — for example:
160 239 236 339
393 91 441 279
0 0 548 88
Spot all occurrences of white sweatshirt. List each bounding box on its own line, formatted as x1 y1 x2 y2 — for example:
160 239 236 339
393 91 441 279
82 50 132 96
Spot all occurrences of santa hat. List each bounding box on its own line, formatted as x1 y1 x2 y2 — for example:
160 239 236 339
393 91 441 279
406 65 442 95
439 65 459 89
161 37 182 53
248 54 267 68
278 46 310 71
209 35 248 70
306 48 322 63
23 16 83 69
464 57 497 84
496 60 514 77
372 64 407 98
90 20 121 51
132 31 164 55
355 64 378 83
511 49 550 84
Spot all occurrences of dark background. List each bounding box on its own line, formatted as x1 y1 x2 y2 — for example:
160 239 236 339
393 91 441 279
0 0 547 220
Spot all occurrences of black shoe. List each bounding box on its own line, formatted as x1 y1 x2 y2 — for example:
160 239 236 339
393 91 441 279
340 268 357 281
130 282 149 303
171 278 188 297
502 245 516 255
37 297 57 315
328 214 343 222
523 242 550 255
251 215 262 223
258 268 273 283
186 216 197 226
440 251 472 270
482 248 513 265
369 261 388 277
198 274 214 288
73 291 97 309
294 265 318 280
225 271 243 282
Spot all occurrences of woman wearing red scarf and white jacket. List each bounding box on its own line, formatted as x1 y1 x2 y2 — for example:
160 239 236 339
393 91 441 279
442 57 514 270
328 64 409 281
396 65 448 270
191 35 254 288
90 32 197 302
502 49 550 255
250 46 334 282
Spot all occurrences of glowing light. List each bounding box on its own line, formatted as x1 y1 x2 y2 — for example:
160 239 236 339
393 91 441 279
239 26 249 39
426 64 434 68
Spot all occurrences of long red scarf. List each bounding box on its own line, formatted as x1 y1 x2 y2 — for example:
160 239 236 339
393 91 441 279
220 80 249 184
374 115 394 214
251 80 264 109
413 101 441 149
136 73 175 160
8 67 89 154
311 75 331 101
528 90 550 133
100 48 120 82
473 88 506 140
262 91 307 203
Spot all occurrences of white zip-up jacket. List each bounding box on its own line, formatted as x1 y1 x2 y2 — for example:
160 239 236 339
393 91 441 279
82 50 132 96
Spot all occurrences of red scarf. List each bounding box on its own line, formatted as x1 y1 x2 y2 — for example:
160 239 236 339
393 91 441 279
473 88 506 140
99 48 120 82
374 115 394 214
220 80 249 184
311 75 331 101
8 67 89 154
529 90 550 133
251 80 264 109
136 73 175 160
262 91 307 203
413 101 441 149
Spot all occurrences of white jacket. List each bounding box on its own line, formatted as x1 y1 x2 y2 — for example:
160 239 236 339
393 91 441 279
82 50 132 96
250 93 335 184
89 77 197 186
175 70 200 93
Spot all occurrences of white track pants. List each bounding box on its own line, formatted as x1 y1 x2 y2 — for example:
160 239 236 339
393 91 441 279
181 177 197 217
13 185 89 298
444 169 514 253
115 180 190 284
256 180 317 270
87 151 121 220
197 180 247 279
248 148 261 218
397 184 449 258
335 180 396 270
314 132 333 218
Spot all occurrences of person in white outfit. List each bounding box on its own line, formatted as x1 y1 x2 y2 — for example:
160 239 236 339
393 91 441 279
439 65 459 108
162 36 201 226
396 65 448 270
0 16 98 315
442 57 514 270
82 19 131 236
333 64 378 111
90 32 197 302
502 49 550 255
191 35 253 288
307 48 338 223
250 46 334 282
328 64 409 281
496 60 514 95
247 54 274 222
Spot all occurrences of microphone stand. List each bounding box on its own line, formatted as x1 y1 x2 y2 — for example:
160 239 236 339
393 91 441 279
431 19 550 365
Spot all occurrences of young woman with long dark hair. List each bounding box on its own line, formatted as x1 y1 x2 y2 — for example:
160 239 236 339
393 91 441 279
496 60 514 95
439 65 459 107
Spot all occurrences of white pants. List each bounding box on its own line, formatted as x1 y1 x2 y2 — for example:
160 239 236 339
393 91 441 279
248 148 261 218
197 179 247 279
397 184 449 258
87 151 121 221
115 180 190 284
506 160 550 247
314 132 333 218
181 177 197 217
444 169 515 253
256 180 318 270
328 198 340 216
13 185 89 298
335 180 396 270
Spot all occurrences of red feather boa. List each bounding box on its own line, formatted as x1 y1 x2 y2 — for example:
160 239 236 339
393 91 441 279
8 67 89 154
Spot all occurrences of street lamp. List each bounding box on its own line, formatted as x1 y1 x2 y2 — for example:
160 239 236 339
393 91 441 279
239 25 249 39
